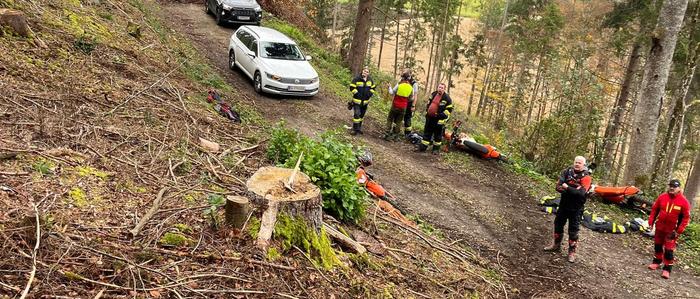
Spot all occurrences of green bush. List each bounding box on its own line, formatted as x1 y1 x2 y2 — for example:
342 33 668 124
267 123 366 223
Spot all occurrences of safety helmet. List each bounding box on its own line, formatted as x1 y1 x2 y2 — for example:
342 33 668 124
357 150 373 166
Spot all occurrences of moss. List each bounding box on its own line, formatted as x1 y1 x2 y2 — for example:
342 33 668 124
75 166 108 180
174 223 192 234
64 271 84 281
182 192 201 205
159 232 191 247
349 253 380 272
267 247 282 261
273 213 341 270
247 216 261 239
68 187 89 207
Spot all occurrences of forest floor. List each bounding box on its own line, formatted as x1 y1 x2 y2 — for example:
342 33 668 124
164 3 700 298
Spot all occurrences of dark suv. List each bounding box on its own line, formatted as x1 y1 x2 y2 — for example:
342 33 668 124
205 0 263 26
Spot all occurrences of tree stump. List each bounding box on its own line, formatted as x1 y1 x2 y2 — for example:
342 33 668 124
225 195 250 229
246 166 322 250
0 9 30 37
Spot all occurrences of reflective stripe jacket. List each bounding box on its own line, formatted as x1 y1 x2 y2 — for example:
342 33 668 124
555 167 592 211
424 91 454 124
389 80 413 109
649 192 690 234
350 75 376 104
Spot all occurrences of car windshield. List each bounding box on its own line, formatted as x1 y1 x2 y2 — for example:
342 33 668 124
260 42 304 60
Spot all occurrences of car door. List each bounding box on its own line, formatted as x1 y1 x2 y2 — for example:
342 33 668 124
234 30 253 78
243 39 258 76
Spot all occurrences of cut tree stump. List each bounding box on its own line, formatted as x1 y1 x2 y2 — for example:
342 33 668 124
0 9 30 37
246 166 322 250
225 195 250 229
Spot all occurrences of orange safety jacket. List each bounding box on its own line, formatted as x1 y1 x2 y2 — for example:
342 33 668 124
356 166 386 198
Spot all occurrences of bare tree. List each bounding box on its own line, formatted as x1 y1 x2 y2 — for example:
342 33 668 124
622 0 689 187
685 151 699 208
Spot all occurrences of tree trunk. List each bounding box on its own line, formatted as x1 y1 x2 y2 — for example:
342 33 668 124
601 41 643 178
246 167 322 250
663 66 697 183
467 66 479 115
526 55 544 126
425 32 437 92
623 0 689 187
377 12 387 68
393 8 400 76
347 0 375 75
331 0 339 50
0 9 30 37
401 1 416 67
685 151 700 208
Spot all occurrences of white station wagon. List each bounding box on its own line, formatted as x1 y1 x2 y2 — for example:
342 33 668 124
228 26 320 97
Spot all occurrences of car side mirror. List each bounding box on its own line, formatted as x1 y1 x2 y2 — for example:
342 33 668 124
305 55 312 61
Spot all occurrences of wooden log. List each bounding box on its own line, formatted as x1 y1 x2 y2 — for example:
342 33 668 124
0 9 30 37
246 166 322 250
225 195 250 229
323 222 366 254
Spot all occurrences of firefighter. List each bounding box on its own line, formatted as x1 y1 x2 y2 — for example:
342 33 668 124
647 179 691 279
401 69 420 136
386 73 414 141
544 156 592 263
348 67 376 135
418 83 453 154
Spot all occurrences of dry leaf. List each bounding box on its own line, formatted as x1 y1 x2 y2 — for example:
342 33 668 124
149 290 161 298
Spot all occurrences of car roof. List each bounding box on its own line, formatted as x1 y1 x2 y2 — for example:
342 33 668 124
241 26 297 44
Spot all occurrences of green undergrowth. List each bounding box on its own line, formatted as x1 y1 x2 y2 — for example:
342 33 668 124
267 122 366 223
273 213 342 270
678 223 700 275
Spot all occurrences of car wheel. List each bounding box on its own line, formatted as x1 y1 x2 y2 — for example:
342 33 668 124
215 8 224 25
254 72 263 94
228 50 236 70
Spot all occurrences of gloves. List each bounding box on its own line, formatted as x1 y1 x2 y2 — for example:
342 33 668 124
669 231 678 240
347 101 353 110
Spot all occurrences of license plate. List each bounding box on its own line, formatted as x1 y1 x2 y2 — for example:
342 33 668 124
238 16 250 20
288 86 305 92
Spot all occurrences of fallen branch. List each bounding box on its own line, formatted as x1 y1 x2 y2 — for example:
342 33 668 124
129 187 168 238
19 203 40 299
323 222 366 254
106 60 186 115
0 171 29 176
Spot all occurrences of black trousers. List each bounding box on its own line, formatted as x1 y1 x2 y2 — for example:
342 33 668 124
554 209 582 241
420 116 443 149
352 104 368 132
403 100 414 133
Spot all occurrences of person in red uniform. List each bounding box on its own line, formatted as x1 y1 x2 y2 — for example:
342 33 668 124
544 156 592 263
647 179 691 279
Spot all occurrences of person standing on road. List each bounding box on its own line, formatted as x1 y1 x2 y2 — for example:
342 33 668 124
386 72 414 141
418 83 453 154
401 68 419 136
544 156 592 263
348 67 376 135
647 179 691 279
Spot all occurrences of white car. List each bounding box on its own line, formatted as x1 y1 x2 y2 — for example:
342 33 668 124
228 26 319 97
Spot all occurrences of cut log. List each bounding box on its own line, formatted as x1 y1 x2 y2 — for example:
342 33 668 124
225 195 250 229
323 222 366 254
0 9 30 37
246 166 322 250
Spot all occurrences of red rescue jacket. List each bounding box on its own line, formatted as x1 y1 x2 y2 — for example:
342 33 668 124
649 192 691 234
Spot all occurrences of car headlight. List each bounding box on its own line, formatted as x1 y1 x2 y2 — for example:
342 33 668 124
266 73 281 81
255 6 262 12
311 77 319 83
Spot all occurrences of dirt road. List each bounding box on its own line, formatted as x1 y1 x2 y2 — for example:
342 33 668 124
163 3 700 298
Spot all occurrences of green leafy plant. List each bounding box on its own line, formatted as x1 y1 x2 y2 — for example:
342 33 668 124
203 194 226 230
32 159 55 176
74 35 97 54
267 124 366 223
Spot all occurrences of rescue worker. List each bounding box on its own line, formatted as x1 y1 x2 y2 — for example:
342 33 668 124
356 151 412 221
544 156 592 263
386 73 414 141
348 67 376 135
402 69 420 136
647 179 691 279
418 83 453 154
